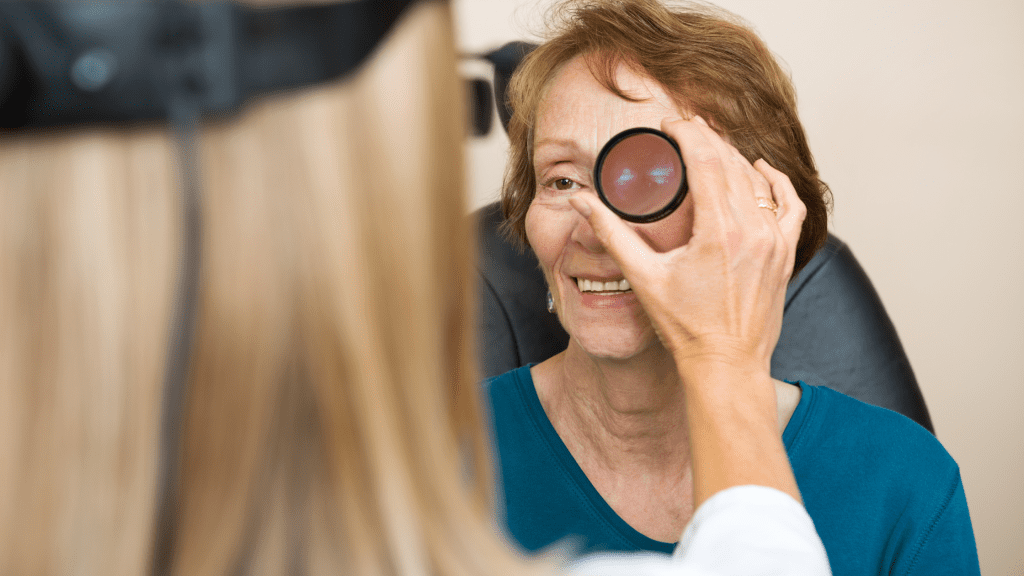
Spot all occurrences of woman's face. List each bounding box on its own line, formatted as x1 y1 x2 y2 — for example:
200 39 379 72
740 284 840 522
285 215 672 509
526 55 695 360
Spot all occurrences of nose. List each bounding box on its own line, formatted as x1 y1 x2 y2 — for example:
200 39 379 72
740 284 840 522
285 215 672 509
570 210 607 254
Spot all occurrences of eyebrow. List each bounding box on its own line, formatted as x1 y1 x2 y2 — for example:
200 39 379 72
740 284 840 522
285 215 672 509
533 138 591 167
534 137 582 150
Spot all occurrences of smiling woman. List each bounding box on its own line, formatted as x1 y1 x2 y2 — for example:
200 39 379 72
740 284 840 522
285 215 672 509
528 55 695 361
483 1 981 574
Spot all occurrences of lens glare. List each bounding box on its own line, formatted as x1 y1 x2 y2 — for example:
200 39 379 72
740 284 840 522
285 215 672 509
596 129 686 222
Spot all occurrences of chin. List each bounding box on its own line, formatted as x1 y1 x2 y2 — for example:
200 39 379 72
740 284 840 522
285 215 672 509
567 323 659 362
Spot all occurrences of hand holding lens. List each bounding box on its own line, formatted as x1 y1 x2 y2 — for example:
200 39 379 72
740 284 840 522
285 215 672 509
594 127 687 223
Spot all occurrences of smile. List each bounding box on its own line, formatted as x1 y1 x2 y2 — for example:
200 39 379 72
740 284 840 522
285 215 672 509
575 277 632 294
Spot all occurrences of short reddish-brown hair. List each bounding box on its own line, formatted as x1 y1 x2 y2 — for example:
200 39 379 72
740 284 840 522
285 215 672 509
500 0 832 275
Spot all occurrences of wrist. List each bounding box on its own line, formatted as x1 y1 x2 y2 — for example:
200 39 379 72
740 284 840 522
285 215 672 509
678 363 799 506
674 358 778 424
673 356 773 391
666 337 772 375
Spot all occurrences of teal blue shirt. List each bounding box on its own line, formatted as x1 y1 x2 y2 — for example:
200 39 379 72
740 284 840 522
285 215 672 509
484 365 979 576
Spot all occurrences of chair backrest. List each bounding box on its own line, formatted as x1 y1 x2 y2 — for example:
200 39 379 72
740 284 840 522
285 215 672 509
473 42 933 432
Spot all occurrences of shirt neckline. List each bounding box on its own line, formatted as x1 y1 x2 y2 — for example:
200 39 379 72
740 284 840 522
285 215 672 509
511 364 814 553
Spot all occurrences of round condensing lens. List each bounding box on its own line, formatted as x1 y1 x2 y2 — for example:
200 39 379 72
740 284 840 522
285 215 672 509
595 128 687 223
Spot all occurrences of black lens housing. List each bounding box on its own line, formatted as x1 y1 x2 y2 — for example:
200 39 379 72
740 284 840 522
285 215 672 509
593 127 688 223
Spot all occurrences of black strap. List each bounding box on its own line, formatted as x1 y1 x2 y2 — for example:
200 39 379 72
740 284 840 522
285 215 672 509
0 0 415 128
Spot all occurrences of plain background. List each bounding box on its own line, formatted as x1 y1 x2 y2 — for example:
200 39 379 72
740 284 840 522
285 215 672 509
452 0 1024 574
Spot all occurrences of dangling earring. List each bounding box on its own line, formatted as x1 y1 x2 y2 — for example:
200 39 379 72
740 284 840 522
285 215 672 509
546 290 555 314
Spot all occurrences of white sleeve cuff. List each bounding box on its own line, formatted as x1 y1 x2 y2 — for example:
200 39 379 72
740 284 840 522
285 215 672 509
567 485 831 576
673 485 831 576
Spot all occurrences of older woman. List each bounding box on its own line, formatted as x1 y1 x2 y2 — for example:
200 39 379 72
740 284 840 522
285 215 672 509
484 1 979 575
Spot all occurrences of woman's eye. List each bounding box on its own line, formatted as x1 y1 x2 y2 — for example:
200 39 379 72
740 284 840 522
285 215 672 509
548 178 579 191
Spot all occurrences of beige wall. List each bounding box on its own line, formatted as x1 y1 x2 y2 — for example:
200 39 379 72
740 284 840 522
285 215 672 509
454 0 1024 573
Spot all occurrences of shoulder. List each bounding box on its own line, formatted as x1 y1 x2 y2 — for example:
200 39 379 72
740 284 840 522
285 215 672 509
788 383 979 574
790 382 955 477
481 364 545 446
482 364 533 405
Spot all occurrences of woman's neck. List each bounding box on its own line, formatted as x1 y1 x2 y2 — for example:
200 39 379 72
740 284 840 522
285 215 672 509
533 340 693 475
530 340 801 544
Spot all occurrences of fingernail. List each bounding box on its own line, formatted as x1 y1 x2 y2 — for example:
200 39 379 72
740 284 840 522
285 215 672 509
568 194 592 218
692 115 709 127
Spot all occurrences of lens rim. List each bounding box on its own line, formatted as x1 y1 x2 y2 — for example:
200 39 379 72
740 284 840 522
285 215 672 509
593 127 688 224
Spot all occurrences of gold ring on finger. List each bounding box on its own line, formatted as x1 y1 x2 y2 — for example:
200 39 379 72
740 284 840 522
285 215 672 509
756 197 778 214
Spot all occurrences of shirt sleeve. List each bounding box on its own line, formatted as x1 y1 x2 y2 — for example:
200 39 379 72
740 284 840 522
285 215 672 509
566 485 831 576
890 475 981 575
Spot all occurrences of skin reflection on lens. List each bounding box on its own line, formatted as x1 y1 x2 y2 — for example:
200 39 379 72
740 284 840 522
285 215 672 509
599 132 683 218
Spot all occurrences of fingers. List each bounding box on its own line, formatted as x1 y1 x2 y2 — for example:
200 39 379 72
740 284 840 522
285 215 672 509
661 116 772 230
687 117 758 218
567 193 656 283
661 115 799 288
743 158 779 227
659 117 731 223
753 159 805 252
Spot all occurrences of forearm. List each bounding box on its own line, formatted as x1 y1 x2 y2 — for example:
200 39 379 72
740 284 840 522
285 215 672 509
678 361 801 508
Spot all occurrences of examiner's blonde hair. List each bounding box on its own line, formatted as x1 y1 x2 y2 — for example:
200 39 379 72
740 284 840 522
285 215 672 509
0 2 543 575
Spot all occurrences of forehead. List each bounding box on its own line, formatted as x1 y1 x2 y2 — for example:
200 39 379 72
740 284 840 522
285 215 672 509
534 55 681 156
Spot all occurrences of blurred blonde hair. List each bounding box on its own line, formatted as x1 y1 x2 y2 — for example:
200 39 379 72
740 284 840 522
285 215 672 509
1 2 543 575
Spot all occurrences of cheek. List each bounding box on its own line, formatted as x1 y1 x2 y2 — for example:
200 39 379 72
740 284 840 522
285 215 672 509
525 200 573 274
525 203 554 266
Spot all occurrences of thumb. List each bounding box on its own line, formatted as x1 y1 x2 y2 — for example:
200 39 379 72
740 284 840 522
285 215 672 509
568 193 657 281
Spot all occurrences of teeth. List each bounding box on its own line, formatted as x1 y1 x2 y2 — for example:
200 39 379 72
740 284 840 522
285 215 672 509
576 277 631 292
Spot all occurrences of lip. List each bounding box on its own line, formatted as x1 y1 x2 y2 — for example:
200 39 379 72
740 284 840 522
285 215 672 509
571 274 625 282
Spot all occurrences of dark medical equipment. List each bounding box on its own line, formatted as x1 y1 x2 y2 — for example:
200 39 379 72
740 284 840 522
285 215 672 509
595 127 687 223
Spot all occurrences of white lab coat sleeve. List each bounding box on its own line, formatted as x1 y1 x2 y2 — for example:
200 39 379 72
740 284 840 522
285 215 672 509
566 485 831 576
